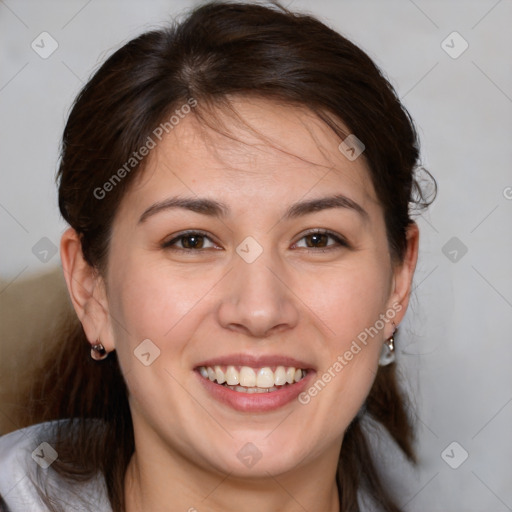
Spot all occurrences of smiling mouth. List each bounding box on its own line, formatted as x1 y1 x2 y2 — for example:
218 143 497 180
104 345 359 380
197 365 308 393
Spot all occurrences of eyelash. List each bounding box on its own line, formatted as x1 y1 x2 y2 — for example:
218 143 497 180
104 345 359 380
161 229 349 253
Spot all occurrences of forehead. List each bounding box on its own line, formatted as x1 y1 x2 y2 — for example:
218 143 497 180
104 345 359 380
126 97 380 214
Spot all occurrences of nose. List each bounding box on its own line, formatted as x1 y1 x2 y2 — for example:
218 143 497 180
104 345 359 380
216 249 300 339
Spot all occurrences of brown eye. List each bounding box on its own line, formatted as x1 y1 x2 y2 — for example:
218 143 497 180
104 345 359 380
294 230 348 251
305 233 329 248
181 234 205 249
162 231 217 251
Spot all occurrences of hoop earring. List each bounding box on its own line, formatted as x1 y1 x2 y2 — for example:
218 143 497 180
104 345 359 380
91 341 108 361
379 329 396 366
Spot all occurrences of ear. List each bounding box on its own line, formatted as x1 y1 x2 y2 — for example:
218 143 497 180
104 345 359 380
60 227 115 352
385 222 419 335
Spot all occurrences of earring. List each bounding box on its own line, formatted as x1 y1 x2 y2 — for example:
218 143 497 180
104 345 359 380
379 329 396 366
91 341 108 361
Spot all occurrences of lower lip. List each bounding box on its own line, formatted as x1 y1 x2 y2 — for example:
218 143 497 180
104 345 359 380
196 371 315 412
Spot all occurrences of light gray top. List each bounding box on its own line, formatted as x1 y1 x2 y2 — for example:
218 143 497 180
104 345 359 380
0 421 112 512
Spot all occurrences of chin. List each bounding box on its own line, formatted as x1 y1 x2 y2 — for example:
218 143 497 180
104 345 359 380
196 435 314 479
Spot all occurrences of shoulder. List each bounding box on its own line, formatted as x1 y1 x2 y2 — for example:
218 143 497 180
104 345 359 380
0 421 111 512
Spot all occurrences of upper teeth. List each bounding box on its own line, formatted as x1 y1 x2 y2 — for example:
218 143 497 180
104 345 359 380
198 365 306 388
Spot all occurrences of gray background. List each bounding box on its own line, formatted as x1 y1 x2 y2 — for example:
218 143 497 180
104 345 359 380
1 0 511 510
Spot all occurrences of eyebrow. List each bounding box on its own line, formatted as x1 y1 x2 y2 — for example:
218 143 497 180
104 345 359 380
283 194 368 221
138 194 368 224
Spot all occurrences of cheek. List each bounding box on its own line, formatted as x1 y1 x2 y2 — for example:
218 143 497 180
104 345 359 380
105 259 214 432
299 258 391 412
106 256 230 396
309 258 392 344
108 258 210 342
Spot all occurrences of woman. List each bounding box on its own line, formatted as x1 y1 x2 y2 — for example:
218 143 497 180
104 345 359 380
0 1 434 511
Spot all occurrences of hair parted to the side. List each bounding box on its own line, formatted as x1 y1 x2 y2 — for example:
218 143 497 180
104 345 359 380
20 2 436 511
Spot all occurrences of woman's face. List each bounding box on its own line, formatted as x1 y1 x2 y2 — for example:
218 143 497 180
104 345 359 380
91 98 417 478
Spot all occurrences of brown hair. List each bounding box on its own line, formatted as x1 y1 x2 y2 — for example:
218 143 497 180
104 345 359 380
22 1 435 511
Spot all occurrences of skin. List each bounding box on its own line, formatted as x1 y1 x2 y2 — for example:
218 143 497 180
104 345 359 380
61 97 419 512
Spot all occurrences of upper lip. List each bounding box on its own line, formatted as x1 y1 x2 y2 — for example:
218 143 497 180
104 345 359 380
195 353 315 370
